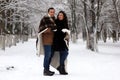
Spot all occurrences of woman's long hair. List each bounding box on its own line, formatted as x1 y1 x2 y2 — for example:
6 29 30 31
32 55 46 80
57 11 69 29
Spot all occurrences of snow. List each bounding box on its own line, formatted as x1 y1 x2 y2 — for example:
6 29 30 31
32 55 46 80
0 39 120 80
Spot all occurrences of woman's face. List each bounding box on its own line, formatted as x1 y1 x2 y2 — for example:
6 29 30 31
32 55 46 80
58 13 64 20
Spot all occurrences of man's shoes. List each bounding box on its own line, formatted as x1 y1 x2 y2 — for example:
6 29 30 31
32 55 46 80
57 65 68 75
43 69 55 76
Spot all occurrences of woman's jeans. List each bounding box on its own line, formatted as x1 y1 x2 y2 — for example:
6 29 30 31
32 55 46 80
59 49 69 66
43 45 52 70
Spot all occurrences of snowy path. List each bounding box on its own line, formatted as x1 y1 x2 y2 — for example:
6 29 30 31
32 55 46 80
0 39 120 80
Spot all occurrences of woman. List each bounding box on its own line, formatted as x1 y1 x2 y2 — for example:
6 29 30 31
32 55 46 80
53 11 70 75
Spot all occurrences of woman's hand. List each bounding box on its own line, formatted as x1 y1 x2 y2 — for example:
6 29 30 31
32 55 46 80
62 29 70 35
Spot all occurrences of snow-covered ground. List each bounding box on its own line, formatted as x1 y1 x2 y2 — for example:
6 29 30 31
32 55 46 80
0 39 120 80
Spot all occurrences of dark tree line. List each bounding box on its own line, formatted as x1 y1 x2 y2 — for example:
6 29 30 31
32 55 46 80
0 0 120 51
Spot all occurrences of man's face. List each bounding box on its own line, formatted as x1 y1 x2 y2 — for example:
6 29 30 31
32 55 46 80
48 9 55 17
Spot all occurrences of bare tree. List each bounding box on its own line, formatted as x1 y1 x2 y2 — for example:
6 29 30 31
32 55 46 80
112 0 120 41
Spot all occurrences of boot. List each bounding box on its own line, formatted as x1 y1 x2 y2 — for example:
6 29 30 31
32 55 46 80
57 65 68 75
43 69 55 76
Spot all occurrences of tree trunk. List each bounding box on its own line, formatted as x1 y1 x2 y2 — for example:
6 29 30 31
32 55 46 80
112 0 120 41
71 0 77 43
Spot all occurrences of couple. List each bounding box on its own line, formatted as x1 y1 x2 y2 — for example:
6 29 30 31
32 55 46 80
37 7 70 76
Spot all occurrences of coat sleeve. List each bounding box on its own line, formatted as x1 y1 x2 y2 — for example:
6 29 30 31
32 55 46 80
38 17 47 33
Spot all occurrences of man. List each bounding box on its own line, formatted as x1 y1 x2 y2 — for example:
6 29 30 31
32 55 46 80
38 7 56 76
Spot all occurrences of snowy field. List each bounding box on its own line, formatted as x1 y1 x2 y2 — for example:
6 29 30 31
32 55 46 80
0 39 120 80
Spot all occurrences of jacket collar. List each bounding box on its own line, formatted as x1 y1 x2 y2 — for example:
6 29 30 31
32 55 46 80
48 14 51 17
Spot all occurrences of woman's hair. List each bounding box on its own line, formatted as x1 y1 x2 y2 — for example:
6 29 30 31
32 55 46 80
57 11 69 29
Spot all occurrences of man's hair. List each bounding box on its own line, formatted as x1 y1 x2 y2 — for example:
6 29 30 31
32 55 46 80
48 7 55 12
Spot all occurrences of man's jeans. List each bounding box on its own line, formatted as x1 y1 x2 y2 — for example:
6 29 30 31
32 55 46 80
43 45 52 70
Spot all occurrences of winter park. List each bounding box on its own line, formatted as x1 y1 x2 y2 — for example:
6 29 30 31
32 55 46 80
0 0 120 80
